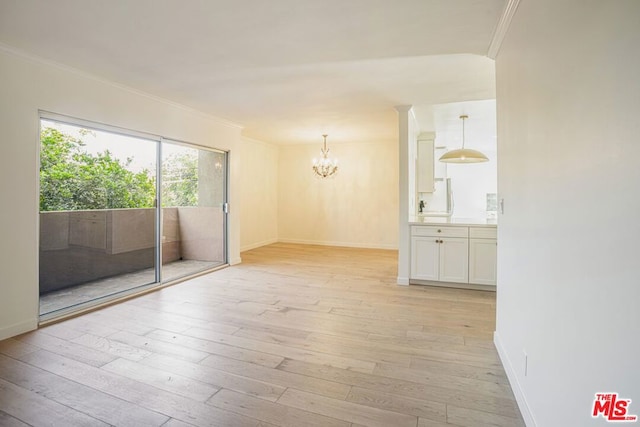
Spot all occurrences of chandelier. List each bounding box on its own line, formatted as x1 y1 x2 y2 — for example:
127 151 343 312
312 134 338 178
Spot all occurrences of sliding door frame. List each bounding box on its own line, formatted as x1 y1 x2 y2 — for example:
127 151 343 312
161 137 229 269
37 111 229 321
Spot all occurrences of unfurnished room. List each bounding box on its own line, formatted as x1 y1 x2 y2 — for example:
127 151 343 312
0 1 638 427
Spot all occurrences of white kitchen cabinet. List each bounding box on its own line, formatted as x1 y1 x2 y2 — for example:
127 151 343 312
410 226 468 283
469 226 497 285
417 136 435 193
410 224 496 289
410 237 439 281
438 237 469 283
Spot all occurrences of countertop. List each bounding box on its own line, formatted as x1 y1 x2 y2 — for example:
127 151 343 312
408 216 497 227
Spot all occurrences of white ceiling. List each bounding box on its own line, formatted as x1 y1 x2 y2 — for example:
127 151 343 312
0 0 505 146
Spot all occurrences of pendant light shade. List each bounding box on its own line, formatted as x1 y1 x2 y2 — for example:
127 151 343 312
439 115 489 164
439 148 489 163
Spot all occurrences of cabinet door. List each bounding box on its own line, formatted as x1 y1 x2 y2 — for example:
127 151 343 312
469 238 497 285
417 139 434 193
439 237 469 283
411 236 439 281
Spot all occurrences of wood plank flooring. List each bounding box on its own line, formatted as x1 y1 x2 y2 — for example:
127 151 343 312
0 243 524 426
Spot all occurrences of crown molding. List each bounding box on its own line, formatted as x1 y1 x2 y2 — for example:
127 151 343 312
487 0 522 59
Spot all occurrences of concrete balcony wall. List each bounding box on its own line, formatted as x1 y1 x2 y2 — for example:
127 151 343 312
162 208 181 264
108 209 155 254
39 212 70 251
177 207 224 262
39 207 222 293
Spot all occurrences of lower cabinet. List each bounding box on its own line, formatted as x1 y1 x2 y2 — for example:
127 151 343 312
411 236 469 283
469 238 497 285
410 237 440 281
439 238 470 283
410 224 497 288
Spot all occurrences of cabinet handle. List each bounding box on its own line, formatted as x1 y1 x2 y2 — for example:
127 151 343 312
437 229 442 233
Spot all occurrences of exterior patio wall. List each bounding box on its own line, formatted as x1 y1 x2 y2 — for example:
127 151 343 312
177 207 224 262
39 207 218 293
162 208 181 264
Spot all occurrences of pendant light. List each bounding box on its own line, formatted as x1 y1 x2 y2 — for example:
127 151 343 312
439 115 489 163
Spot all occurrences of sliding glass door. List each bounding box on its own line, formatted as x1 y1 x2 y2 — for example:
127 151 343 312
161 141 227 282
38 116 228 319
39 119 159 317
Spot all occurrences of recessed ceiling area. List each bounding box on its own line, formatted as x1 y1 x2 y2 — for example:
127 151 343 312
0 0 506 145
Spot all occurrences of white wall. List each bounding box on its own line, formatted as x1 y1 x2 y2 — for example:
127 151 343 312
0 47 243 340
239 137 279 251
494 1 640 426
447 149 497 218
278 140 398 249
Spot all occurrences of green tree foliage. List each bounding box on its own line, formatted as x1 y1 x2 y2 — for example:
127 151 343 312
162 151 198 207
39 127 156 211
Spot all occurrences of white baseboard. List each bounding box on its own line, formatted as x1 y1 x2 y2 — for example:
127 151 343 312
277 238 397 251
397 276 410 285
410 279 496 292
0 318 38 341
494 331 536 427
229 256 242 265
240 238 278 253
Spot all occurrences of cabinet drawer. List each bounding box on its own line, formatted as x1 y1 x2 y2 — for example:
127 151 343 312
469 227 497 239
411 226 468 238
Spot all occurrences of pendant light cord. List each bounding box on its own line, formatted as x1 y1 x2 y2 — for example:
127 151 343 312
460 115 468 149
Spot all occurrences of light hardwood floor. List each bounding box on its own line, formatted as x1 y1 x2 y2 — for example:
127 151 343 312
0 243 524 427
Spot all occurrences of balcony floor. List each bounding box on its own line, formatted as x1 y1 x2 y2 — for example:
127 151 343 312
40 259 221 316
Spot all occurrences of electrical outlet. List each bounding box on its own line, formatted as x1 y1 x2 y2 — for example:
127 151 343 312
523 350 528 376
